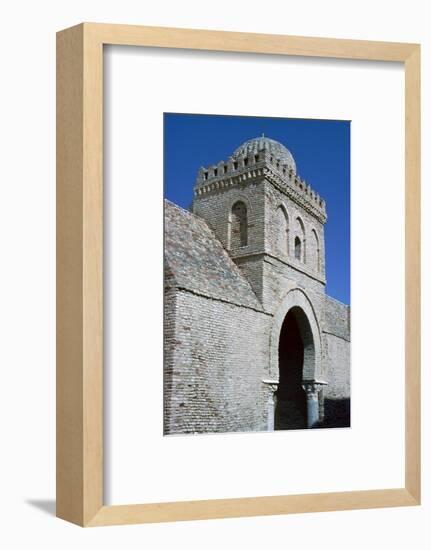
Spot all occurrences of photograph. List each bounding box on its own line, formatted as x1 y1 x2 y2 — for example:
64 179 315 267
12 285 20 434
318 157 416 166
163 113 351 435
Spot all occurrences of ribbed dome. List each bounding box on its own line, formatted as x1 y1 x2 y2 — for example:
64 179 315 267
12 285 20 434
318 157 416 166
232 136 296 174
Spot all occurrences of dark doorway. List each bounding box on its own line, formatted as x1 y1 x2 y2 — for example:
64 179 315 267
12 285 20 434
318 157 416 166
275 308 307 430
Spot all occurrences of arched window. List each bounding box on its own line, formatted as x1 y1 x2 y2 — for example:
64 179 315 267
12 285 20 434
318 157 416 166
295 217 306 263
311 229 321 272
294 236 302 260
276 206 289 256
230 201 248 248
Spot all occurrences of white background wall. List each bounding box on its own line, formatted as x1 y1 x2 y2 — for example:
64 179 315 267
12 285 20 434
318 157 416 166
0 1 429 548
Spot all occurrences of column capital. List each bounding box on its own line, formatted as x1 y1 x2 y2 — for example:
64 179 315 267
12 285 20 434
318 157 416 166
302 379 327 398
262 378 279 393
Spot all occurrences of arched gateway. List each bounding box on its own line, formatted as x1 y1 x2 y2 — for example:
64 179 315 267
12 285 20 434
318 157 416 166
265 288 327 430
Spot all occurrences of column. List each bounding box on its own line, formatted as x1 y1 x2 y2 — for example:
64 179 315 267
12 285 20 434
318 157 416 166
303 380 327 428
262 379 279 431
267 390 277 431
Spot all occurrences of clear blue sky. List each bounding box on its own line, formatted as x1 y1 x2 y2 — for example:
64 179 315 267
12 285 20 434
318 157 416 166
164 113 350 305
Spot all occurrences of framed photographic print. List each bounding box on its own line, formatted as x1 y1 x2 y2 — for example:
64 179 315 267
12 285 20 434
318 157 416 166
56 23 421 527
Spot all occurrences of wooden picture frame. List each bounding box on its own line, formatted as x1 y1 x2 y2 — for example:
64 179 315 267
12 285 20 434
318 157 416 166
56 22 421 527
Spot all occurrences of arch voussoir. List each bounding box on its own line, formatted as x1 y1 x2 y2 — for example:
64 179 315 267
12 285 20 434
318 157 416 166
269 288 322 381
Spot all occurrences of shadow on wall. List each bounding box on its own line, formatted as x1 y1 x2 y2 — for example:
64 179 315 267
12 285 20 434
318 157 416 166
317 398 351 428
25 499 56 516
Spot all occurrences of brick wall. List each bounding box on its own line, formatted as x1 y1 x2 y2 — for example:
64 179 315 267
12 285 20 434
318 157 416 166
321 296 351 427
164 288 272 434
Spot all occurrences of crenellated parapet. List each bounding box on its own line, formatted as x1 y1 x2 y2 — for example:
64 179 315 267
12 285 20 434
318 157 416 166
194 146 327 224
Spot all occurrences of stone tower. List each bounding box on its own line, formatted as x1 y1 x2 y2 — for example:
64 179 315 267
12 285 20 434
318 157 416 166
192 136 327 314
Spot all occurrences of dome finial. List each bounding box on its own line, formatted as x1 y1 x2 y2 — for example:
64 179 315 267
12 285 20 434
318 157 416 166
261 132 265 137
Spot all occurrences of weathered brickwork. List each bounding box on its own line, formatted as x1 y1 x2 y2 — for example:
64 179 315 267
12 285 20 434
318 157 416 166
164 136 350 434
322 296 351 410
264 181 326 281
261 255 326 315
323 295 351 342
165 200 262 311
164 289 271 434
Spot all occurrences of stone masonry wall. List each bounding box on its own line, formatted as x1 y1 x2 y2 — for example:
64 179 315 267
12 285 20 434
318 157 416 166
193 180 266 255
323 294 351 342
192 181 266 302
321 296 351 427
262 255 326 316
264 181 326 282
322 295 350 399
164 288 272 435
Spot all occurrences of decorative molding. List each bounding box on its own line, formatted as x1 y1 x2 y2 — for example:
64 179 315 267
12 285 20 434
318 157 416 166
269 288 323 381
194 150 327 223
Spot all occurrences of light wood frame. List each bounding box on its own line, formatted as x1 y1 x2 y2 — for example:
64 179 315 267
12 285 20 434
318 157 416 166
56 22 421 527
